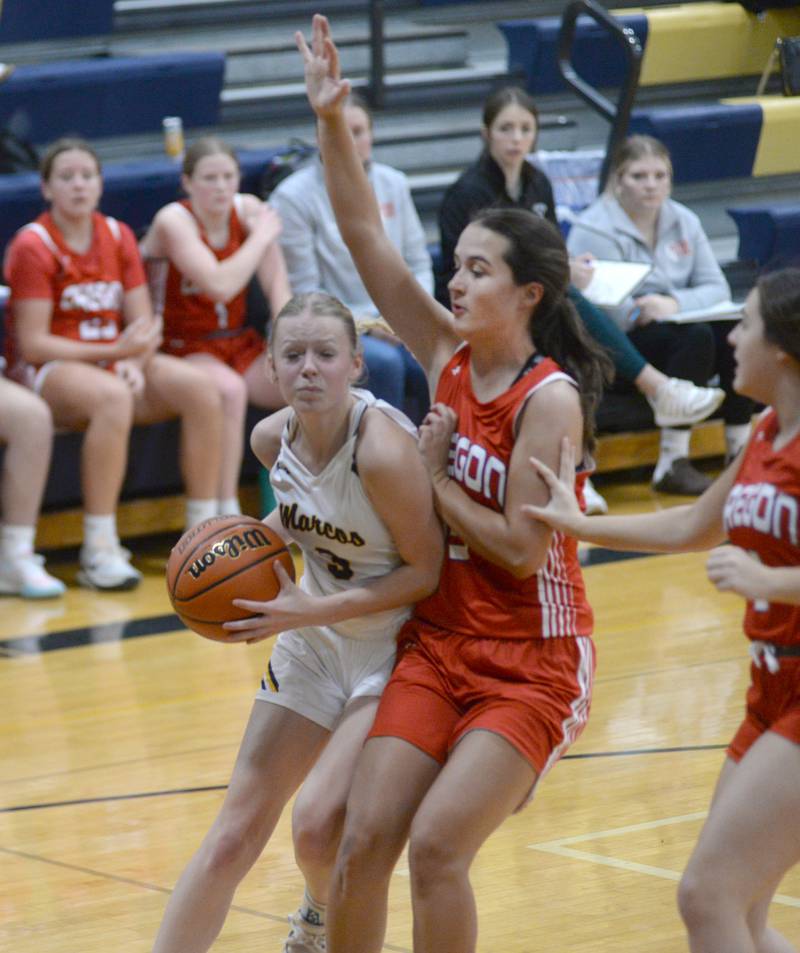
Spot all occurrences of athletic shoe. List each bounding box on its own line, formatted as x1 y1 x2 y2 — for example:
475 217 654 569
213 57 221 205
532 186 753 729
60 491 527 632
647 378 725 428
282 911 327 953
77 544 142 591
652 458 713 496
583 477 609 515
0 552 66 599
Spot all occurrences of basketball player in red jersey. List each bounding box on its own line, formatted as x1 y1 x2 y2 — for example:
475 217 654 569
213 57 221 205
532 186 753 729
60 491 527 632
297 17 612 953
526 267 800 953
4 138 223 590
140 137 292 516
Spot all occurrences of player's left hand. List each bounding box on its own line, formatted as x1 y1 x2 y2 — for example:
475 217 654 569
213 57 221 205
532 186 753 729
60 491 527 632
418 403 457 486
706 544 769 601
224 561 320 642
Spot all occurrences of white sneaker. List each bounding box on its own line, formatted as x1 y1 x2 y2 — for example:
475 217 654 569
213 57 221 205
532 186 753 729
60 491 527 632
583 477 609 515
647 378 725 428
282 911 326 953
78 544 142 591
0 552 66 599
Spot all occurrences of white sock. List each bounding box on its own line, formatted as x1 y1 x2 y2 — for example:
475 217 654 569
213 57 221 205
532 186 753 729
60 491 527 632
185 498 218 530
725 424 750 461
83 514 119 552
0 524 36 558
653 428 691 482
218 496 242 516
298 887 326 928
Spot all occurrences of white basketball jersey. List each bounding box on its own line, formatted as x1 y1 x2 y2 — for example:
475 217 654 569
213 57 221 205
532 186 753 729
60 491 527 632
270 388 417 641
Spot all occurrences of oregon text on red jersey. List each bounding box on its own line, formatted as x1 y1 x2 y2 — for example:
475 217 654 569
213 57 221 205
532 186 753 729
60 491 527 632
448 431 507 506
724 482 798 546
414 345 593 641
724 410 800 645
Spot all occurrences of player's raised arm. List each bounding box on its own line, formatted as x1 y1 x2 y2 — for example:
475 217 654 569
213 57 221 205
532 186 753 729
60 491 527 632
296 15 458 385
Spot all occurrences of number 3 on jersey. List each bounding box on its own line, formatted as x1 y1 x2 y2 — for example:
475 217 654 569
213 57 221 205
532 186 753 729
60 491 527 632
316 547 354 580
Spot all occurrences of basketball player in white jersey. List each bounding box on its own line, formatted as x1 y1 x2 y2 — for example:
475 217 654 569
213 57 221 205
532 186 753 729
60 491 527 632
151 291 443 953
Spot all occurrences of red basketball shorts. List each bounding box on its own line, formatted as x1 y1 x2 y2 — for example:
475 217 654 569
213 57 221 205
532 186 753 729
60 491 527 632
728 654 800 761
368 619 596 777
164 327 265 375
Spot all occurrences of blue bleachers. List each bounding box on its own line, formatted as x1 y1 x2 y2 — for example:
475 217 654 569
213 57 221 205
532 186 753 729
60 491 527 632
0 54 225 145
0 0 114 44
727 204 800 269
498 15 648 96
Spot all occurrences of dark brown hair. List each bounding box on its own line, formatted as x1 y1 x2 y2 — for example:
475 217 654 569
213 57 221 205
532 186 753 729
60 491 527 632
471 208 613 453
482 86 540 146
757 267 800 363
182 136 239 177
40 137 101 181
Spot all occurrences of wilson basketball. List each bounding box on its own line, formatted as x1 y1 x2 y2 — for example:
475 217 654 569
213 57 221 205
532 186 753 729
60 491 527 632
166 515 295 642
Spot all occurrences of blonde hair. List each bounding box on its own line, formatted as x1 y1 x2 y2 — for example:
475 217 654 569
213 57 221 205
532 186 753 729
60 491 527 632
269 292 360 355
607 134 672 193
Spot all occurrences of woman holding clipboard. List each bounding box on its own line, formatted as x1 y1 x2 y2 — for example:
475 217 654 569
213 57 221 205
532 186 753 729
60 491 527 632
568 135 752 495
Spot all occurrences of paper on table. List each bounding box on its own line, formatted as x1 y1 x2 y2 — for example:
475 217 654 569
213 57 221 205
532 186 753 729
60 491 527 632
669 300 744 323
582 260 652 307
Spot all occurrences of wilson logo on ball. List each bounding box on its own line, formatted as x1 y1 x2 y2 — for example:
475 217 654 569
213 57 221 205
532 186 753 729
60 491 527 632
187 527 273 580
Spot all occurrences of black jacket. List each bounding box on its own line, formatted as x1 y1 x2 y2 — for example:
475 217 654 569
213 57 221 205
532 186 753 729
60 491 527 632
436 151 557 304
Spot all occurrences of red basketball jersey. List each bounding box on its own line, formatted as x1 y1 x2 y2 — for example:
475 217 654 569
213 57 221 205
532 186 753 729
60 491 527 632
413 345 594 641
4 211 145 367
724 409 800 646
161 198 247 343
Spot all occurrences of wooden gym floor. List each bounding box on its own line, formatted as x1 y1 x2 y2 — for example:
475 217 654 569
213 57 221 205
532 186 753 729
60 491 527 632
2 470 799 953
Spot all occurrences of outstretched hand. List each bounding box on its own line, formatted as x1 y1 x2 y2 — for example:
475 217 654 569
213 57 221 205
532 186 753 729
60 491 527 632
222 560 321 643
521 436 585 535
296 14 351 120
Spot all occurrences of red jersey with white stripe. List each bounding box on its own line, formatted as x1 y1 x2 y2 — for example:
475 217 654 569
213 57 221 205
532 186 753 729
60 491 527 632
724 409 800 646
161 198 247 344
413 345 594 641
4 211 144 367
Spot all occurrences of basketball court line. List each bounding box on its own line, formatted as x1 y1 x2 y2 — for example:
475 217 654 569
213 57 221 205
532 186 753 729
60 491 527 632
529 813 800 908
0 845 413 953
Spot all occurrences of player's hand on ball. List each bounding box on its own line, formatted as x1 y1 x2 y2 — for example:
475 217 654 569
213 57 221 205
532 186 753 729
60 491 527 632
224 561 317 643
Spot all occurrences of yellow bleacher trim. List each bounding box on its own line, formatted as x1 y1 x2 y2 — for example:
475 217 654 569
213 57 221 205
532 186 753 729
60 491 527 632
614 2 800 86
721 95 800 177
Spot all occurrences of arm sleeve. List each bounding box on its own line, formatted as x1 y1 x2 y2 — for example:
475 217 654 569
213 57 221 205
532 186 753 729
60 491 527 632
270 188 322 294
5 233 57 300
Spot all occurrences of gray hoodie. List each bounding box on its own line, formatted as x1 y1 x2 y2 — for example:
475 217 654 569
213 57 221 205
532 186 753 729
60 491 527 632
566 194 730 330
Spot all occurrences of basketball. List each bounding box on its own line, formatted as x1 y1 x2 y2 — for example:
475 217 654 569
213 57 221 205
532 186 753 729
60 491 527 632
166 515 295 642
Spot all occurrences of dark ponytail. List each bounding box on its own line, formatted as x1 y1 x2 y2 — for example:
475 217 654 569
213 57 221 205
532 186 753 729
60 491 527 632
472 208 613 453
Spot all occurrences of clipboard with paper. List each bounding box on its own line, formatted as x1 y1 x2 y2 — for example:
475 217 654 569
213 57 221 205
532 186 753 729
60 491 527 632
582 260 652 308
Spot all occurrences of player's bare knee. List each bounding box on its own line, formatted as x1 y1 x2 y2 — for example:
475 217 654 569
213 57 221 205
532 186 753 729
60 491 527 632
407 824 462 895
677 865 719 928
293 805 343 870
216 373 248 416
204 818 263 876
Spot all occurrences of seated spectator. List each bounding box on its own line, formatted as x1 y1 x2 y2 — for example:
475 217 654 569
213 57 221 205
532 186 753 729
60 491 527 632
567 134 753 494
4 138 224 590
270 92 431 423
437 87 724 507
0 374 64 598
140 136 290 515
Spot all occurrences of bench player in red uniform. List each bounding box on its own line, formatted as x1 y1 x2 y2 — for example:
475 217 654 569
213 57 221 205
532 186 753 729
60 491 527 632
4 138 223 589
141 136 292 516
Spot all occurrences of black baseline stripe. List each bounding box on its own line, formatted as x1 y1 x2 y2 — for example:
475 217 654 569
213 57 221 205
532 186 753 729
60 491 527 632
0 612 186 655
1 743 727 814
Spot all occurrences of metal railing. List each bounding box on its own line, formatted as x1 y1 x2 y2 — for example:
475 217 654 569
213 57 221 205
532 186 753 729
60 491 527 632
367 0 386 108
557 0 642 191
